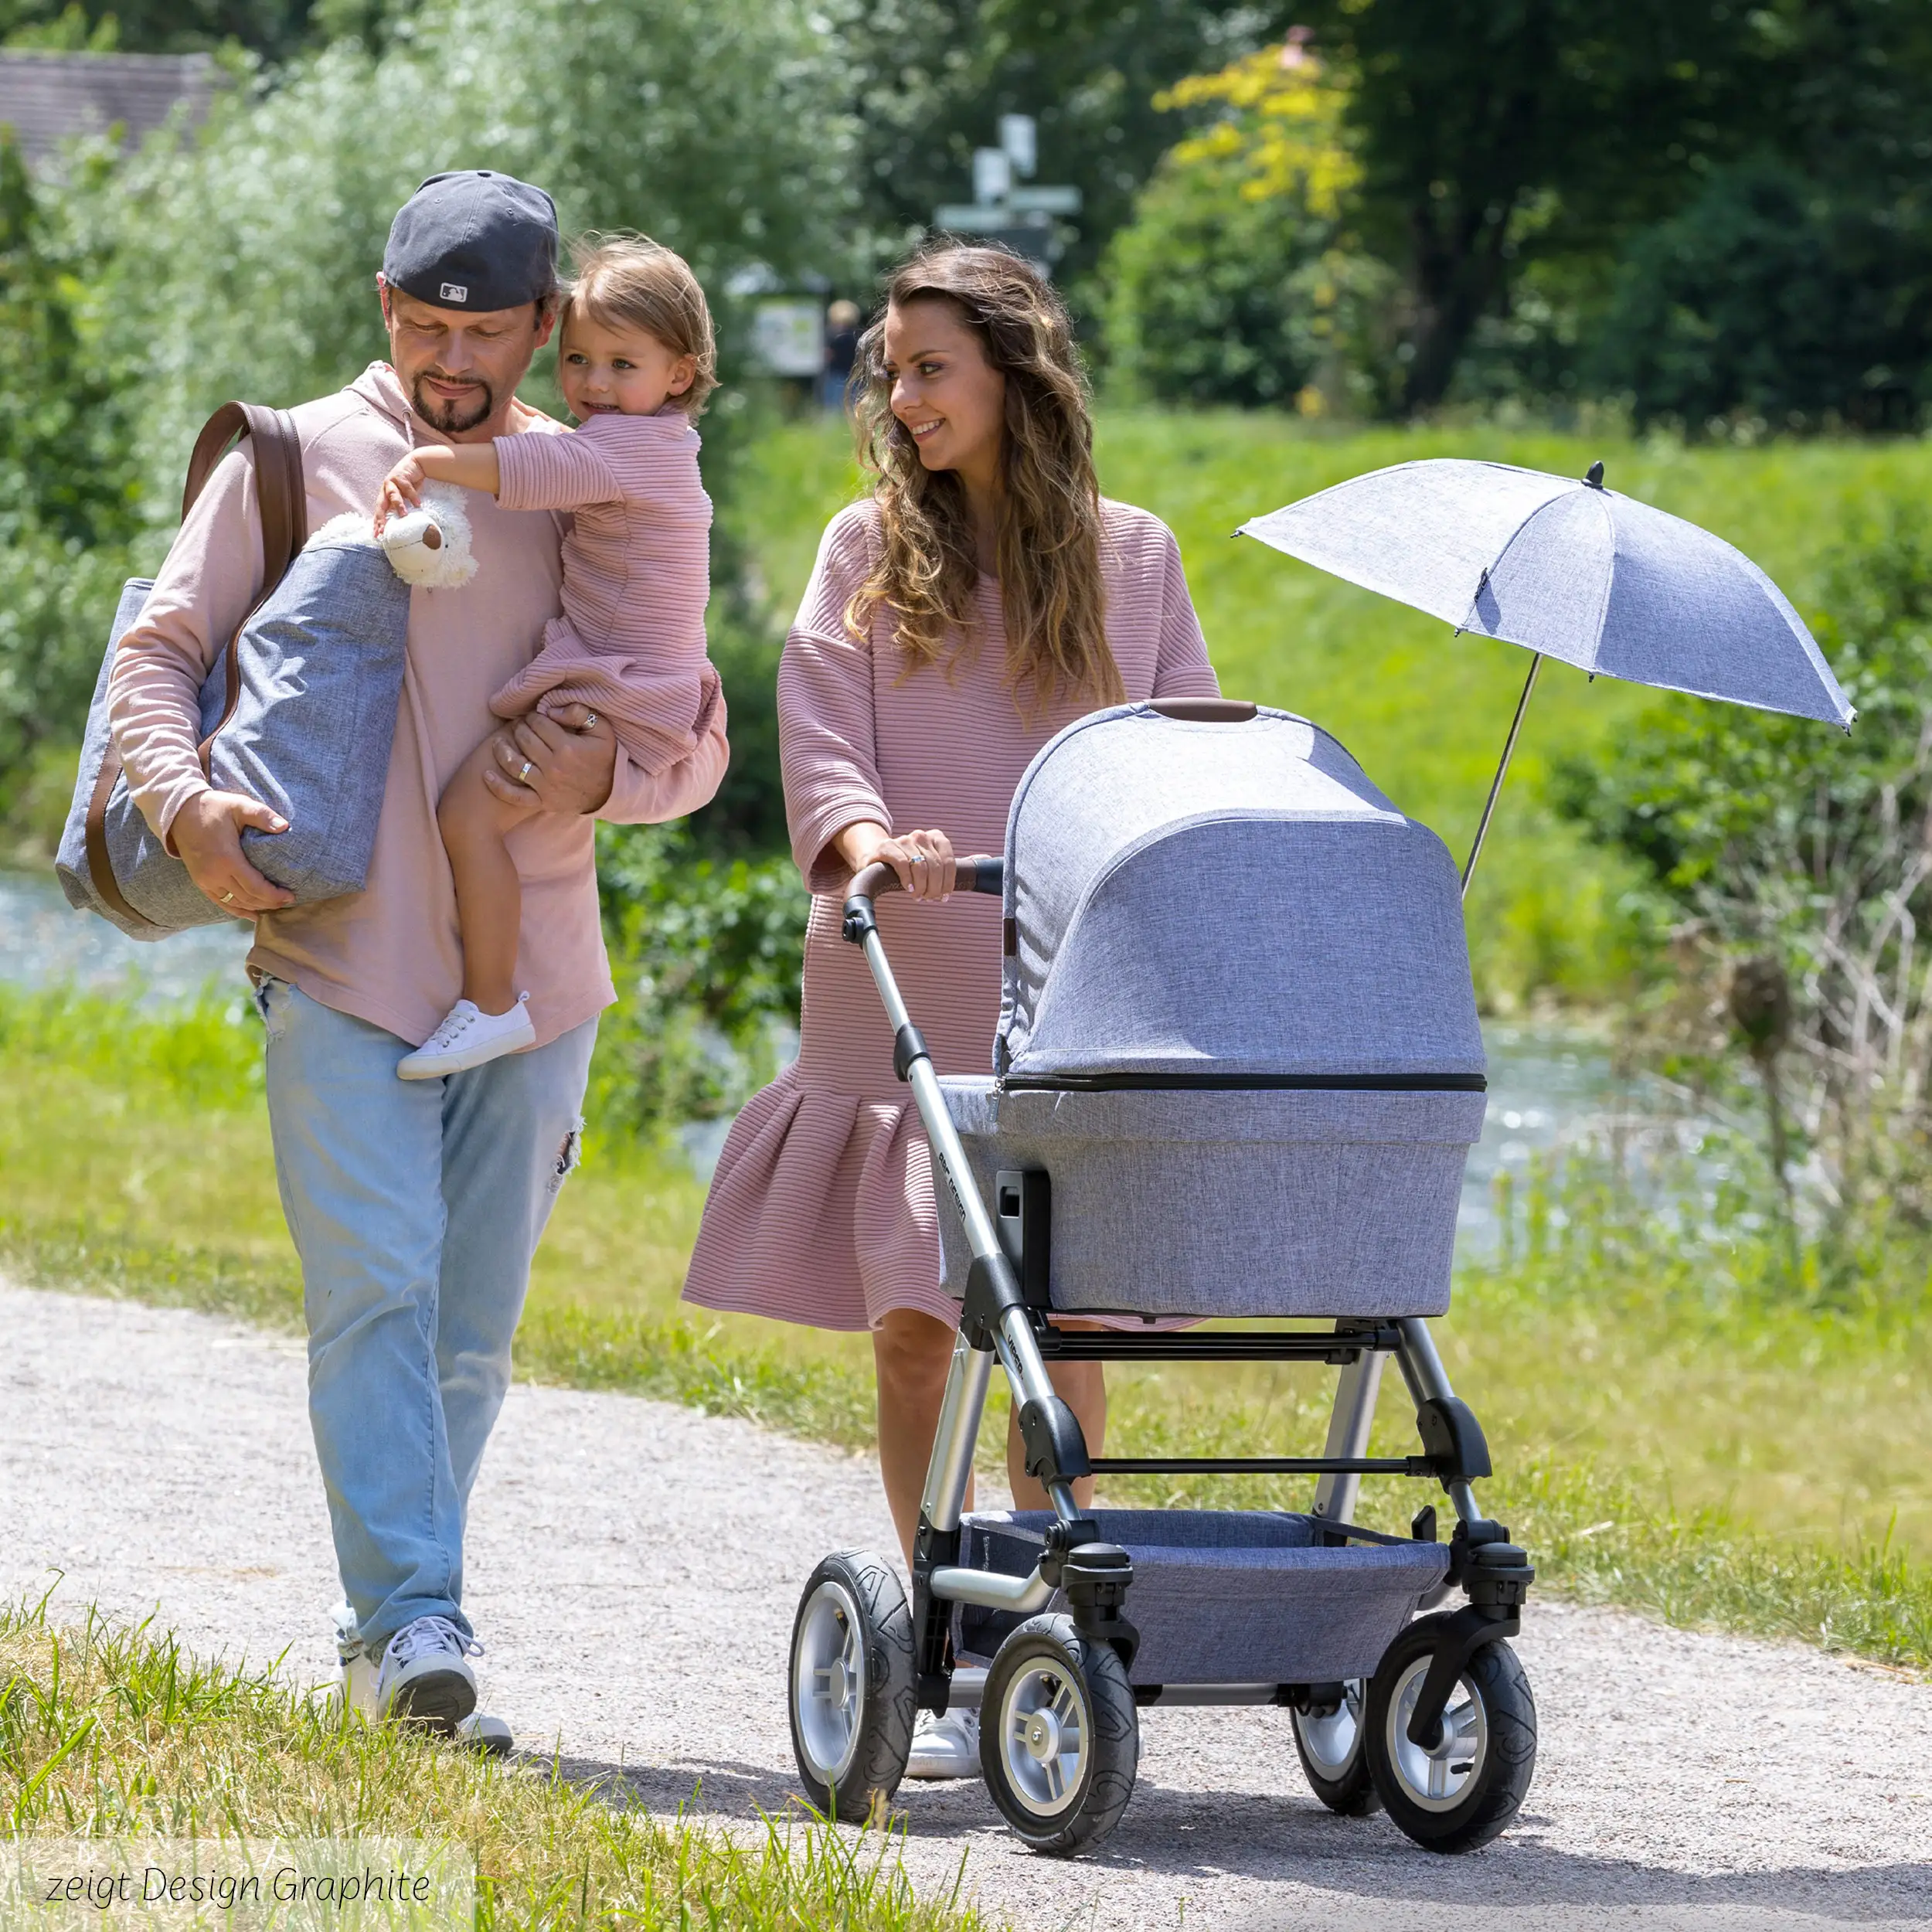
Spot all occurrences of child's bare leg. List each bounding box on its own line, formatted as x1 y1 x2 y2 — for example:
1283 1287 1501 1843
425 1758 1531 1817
438 737 539 1014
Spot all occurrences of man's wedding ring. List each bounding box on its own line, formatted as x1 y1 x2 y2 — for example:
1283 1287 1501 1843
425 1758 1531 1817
518 758 535 783
219 890 236 904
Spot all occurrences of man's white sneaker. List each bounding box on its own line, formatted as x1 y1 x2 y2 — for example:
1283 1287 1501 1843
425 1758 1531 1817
396 995 534 1080
330 1604 506 1748
374 1615 481 1734
904 1708 981 1781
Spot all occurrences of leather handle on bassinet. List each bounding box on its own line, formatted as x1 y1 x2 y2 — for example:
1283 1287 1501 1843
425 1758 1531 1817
1148 698 1258 723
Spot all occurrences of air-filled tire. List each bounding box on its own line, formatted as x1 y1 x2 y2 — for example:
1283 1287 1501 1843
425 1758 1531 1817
1290 1679 1381 1815
787 1550 916 1820
980 1614 1138 1855
1364 1614 1537 1853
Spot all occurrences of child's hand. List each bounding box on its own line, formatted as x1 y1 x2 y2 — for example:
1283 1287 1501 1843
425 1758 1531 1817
374 454 429 534
540 701 606 734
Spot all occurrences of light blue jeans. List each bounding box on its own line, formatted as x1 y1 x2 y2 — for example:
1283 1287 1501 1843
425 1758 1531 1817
257 975 596 1650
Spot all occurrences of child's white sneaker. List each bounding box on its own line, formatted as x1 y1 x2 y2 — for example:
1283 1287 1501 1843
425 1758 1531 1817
397 995 533 1080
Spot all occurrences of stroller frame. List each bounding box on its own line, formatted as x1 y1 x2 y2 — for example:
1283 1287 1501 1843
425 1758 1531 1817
791 850 1536 1853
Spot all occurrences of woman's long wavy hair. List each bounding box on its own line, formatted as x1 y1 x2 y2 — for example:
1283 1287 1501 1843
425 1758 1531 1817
845 244 1121 713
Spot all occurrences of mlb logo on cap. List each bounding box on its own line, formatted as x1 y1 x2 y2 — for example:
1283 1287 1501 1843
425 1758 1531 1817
440 284 469 303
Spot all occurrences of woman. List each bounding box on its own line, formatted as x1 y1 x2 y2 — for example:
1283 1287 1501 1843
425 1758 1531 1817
683 242 1219 1777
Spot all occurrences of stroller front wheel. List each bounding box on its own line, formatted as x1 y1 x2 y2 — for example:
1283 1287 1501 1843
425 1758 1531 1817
787 1551 916 1820
1290 1679 1381 1815
1365 1615 1537 1852
981 1614 1138 1855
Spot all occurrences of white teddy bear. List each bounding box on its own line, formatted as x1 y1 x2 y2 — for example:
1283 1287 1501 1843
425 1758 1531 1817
307 481 479 588
375 481 478 587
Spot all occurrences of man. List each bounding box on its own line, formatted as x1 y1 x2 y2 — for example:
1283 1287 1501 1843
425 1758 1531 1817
107 172 727 1747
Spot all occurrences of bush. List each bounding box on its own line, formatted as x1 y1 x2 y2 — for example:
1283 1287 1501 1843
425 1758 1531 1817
1099 41 1399 414
1591 160 1932 432
1557 506 1932 1233
0 135 142 774
589 821 805 1135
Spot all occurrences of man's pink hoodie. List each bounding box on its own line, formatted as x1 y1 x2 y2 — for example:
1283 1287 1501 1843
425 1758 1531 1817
107 362 728 1048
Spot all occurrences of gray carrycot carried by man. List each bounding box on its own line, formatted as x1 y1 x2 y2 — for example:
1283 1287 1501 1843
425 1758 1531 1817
107 171 728 1743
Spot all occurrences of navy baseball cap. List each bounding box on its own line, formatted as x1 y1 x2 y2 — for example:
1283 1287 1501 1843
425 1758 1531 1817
382 171 559 313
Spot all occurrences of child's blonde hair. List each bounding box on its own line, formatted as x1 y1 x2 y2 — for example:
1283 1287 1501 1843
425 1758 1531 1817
562 233 716 417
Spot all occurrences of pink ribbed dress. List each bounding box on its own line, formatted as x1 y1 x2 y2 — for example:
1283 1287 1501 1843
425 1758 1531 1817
682 498 1220 1332
490 407 718 771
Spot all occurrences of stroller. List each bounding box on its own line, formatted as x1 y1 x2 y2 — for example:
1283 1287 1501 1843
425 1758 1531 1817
786 699 1536 1856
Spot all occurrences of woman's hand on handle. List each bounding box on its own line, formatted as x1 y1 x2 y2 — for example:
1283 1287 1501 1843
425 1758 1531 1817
834 820 956 901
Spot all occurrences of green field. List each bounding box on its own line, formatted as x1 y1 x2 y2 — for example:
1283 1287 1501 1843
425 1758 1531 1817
735 413 1932 1004
5 982 1927 1669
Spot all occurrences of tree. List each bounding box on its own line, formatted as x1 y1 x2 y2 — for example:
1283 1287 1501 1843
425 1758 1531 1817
1100 39 1400 410
2 0 318 56
831 0 1290 296
1294 0 1781 410
0 135 139 790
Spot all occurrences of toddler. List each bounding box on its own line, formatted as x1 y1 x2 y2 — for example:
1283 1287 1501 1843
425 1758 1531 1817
376 234 719 1079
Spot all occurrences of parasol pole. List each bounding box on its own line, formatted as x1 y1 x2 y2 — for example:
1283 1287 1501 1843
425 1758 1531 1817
1461 652 1543 900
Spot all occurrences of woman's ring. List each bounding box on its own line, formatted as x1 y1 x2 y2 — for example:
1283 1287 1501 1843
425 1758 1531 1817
219 890 236 904
582 711 599 730
519 759 535 784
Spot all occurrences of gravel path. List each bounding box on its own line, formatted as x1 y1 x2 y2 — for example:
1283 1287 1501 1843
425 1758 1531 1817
3 1282 1929 1930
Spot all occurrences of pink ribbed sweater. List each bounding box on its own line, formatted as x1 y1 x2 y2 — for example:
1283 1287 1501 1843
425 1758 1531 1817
682 498 1220 1332
491 408 716 772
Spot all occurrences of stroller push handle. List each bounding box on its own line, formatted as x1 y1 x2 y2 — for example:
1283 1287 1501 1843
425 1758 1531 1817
842 854 1003 942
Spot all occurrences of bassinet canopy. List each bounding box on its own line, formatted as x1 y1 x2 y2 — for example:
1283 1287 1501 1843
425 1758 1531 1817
994 704 1485 1088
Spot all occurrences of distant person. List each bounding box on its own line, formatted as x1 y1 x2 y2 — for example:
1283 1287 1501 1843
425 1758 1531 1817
107 172 727 1748
375 235 721 1079
683 242 1219 1781
821 298 861 410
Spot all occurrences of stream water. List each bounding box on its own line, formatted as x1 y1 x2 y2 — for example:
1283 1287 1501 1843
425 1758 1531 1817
2 867 1664 1250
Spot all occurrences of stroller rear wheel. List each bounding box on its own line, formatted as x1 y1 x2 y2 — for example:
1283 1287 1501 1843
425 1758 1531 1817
1290 1679 1380 1815
1364 1614 1537 1852
981 1614 1138 1855
787 1551 916 1820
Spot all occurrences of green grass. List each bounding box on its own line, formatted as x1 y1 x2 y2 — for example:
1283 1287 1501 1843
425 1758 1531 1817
732 412 1932 1005
0 1597 982 1931
5 985 1929 1672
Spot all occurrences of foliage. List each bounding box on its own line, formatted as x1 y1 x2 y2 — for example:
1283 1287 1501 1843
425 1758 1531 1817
590 821 806 1136
828 0 1287 298
73 0 855 512
1287 0 1784 411
0 136 141 791
1558 509 1932 1230
1594 159 1932 432
0 1602 984 1930
1 0 317 53
1100 39 1399 412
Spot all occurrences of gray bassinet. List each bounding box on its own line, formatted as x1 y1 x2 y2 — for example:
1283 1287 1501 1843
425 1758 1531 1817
935 704 1485 1318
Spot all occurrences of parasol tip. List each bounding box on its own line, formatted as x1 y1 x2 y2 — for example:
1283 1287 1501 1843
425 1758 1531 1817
1584 459 1606 490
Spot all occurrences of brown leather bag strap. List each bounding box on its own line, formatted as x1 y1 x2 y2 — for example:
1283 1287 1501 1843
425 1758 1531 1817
87 401 308 930
190 403 308 766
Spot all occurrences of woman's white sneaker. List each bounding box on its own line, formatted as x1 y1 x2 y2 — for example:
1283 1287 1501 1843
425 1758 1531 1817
904 1708 981 1780
375 1615 481 1733
397 995 533 1080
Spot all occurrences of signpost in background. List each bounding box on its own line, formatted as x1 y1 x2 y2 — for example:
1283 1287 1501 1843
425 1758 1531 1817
933 112 1081 274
